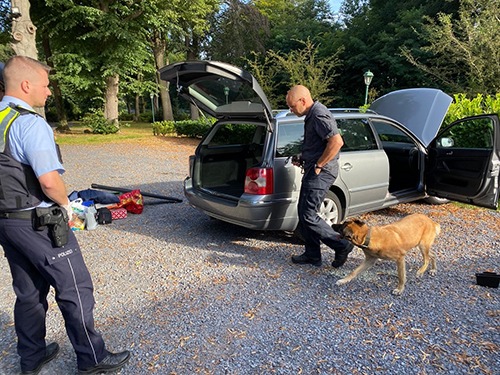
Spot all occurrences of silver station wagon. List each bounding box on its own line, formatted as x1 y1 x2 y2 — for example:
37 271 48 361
159 61 500 232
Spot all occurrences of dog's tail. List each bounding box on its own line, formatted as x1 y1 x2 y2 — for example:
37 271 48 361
434 222 441 236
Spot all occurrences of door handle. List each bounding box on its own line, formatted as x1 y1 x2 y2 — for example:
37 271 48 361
341 163 352 171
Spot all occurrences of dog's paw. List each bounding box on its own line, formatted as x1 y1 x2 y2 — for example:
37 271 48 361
392 288 404 296
336 278 349 286
429 269 437 276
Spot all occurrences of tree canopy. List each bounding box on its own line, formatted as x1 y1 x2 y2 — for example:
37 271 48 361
0 0 497 124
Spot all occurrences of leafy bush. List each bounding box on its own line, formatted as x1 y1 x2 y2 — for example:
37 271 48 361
152 121 176 136
119 112 135 121
444 93 500 125
151 118 215 138
441 93 500 149
174 118 215 138
82 111 120 135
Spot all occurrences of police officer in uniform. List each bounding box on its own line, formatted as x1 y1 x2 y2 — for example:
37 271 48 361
286 85 354 268
0 56 130 374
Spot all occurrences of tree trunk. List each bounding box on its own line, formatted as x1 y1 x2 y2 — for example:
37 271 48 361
104 74 119 125
11 0 45 117
10 0 37 58
152 32 173 121
134 94 140 122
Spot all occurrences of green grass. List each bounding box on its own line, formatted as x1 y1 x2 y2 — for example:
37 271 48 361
55 122 155 145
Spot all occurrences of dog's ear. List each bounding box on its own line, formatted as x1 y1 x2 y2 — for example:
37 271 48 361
342 225 355 241
352 218 365 227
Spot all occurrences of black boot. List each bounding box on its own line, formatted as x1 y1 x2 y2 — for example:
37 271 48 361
291 253 322 267
21 342 60 375
332 243 354 268
78 350 131 374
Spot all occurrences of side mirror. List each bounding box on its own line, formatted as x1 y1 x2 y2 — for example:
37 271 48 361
438 137 454 148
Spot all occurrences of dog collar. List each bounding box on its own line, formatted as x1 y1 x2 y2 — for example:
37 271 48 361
360 228 371 249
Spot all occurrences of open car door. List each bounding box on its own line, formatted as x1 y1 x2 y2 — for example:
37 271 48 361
426 114 500 209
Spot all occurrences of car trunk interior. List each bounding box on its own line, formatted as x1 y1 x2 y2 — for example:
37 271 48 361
194 144 263 197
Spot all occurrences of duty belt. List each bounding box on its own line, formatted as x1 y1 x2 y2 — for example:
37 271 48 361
0 210 34 220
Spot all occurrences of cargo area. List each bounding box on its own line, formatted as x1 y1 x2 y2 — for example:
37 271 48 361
195 144 264 197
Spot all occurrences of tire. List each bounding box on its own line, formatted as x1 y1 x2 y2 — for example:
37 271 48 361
294 190 343 241
424 196 450 205
319 191 343 226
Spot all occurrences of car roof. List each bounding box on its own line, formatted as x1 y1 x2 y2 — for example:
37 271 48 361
276 89 453 147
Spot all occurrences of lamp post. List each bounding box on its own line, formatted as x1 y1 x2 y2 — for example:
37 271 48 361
223 86 229 104
150 93 155 123
363 70 374 105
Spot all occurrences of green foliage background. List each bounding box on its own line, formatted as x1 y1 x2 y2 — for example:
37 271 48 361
0 0 499 128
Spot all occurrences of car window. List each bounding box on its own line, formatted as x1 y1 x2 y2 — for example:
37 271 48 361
436 117 494 149
276 121 304 157
337 118 378 151
207 123 265 146
372 120 414 144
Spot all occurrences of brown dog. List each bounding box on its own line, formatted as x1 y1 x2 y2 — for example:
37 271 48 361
332 213 440 295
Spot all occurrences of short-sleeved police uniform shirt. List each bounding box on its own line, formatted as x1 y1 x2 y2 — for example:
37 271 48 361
0 96 64 206
301 101 340 176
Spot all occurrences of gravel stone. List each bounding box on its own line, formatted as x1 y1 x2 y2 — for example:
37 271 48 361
0 136 499 374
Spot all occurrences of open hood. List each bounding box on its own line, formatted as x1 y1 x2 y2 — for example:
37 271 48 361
159 61 273 121
371 88 453 147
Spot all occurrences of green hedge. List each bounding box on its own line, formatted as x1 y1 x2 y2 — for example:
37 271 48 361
152 118 216 138
444 93 500 125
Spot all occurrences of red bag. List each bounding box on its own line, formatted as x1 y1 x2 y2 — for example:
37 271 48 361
118 189 144 214
110 207 128 220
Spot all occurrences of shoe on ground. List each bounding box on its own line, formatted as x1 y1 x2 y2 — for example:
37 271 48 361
21 342 60 375
332 243 354 268
291 253 322 267
78 350 131 374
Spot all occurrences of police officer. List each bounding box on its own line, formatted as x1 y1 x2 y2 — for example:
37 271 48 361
0 56 130 374
286 85 354 268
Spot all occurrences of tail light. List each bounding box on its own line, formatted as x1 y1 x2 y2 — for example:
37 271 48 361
244 167 274 195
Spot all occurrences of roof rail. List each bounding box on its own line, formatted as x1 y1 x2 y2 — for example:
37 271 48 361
329 108 377 114
273 110 297 118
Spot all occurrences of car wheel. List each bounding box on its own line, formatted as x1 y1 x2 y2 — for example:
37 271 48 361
424 196 450 205
319 191 343 225
293 191 343 242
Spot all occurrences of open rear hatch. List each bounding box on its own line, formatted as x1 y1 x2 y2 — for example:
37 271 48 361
160 61 273 198
159 60 273 123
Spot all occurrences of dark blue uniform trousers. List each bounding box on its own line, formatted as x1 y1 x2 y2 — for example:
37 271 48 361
297 168 351 258
0 217 107 370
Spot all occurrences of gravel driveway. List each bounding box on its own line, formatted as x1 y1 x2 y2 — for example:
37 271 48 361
1 136 499 375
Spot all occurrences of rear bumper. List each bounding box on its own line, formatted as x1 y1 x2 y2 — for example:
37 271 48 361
184 178 299 231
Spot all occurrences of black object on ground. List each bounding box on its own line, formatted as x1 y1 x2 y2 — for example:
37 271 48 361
91 183 182 203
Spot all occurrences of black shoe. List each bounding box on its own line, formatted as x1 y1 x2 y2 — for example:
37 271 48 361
332 243 354 268
78 350 131 374
21 342 60 374
291 253 322 267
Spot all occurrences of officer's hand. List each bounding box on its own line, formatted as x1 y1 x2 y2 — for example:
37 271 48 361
61 203 73 219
